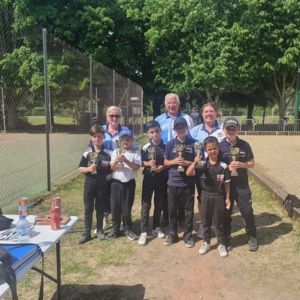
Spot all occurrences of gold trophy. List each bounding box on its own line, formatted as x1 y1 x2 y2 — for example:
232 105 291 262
176 143 186 172
115 139 125 169
194 142 204 167
148 146 157 172
88 152 98 174
229 145 240 177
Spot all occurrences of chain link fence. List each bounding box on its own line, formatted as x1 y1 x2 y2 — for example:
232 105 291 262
0 6 143 213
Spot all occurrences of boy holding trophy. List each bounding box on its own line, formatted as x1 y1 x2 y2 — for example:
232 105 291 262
219 117 258 251
163 117 196 248
105 130 142 241
78 125 112 244
187 136 231 258
138 120 168 245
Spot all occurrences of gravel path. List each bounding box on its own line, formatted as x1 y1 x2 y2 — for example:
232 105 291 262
241 135 300 199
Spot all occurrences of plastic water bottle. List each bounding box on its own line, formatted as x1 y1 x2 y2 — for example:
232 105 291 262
16 215 31 243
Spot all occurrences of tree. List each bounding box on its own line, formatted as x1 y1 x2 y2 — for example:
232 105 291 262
225 0 300 119
8 0 300 120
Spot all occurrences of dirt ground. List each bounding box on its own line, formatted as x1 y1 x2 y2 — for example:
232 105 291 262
90 201 298 300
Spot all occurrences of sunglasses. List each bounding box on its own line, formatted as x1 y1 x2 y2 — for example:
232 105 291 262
109 115 121 119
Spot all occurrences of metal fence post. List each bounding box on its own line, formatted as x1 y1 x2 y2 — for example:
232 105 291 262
43 28 51 191
90 57 93 127
294 66 300 131
113 70 116 106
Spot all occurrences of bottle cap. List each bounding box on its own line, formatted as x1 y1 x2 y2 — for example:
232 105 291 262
19 215 25 219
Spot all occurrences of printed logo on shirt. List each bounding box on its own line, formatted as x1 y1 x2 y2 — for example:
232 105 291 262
185 145 194 153
217 174 224 182
101 161 109 167
239 150 246 158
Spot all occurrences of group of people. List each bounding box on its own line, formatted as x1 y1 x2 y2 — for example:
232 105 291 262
78 93 258 259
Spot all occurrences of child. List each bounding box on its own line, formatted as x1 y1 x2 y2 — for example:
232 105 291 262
163 117 196 248
78 125 111 244
219 117 258 251
187 136 230 258
138 120 168 245
105 130 142 241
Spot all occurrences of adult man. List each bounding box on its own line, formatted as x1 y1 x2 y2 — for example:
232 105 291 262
190 106 203 126
155 93 194 226
155 93 194 144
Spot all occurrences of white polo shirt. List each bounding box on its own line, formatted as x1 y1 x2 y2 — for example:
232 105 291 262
110 148 142 182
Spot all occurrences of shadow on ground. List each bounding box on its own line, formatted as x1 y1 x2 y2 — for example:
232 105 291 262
51 284 145 300
229 210 293 250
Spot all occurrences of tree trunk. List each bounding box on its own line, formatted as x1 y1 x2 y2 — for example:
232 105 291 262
247 98 254 119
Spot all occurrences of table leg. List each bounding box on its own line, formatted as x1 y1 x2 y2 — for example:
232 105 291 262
56 240 61 300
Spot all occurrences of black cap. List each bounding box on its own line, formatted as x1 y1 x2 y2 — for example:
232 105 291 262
223 117 239 128
173 117 187 128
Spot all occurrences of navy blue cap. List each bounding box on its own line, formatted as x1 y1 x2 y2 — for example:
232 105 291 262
119 130 133 138
173 117 187 128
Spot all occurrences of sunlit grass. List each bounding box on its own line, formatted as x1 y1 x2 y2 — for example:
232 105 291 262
27 116 74 126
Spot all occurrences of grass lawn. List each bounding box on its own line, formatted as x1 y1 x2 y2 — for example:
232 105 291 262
27 116 74 126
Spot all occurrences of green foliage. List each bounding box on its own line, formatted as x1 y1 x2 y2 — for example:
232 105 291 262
3 0 300 118
31 106 45 116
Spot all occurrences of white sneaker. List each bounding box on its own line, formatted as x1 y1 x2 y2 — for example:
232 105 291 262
93 228 97 235
120 222 124 232
218 244 228 258
152 227 165 239
197 224 204 239
102 222 110 231
199 242 210 255
138 232 147 245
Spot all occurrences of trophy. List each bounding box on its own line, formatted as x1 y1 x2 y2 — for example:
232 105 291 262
194 142 204 167
229 145 240 177
88 152 98 174
148 146 157 172
176 143 186 172
115 139 124 169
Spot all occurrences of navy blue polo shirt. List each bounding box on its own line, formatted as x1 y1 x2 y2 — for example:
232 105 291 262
219 137 254 188
165 136 196 187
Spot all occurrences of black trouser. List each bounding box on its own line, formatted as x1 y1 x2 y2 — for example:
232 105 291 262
161 187 169 222
140 175 167 233
201 191 225 245
224 186 256 237
168 185 195 243
110 179 136 232
83 178 106 233
103 180 112 216
195 177 202 203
